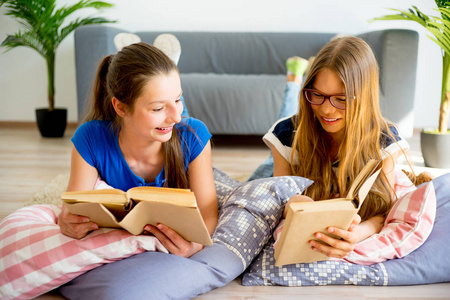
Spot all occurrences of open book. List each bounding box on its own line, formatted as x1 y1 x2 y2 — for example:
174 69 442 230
61 186 213 246
274 159 382 266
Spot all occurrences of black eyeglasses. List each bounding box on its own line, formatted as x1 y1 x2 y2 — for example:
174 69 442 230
303 89 346 110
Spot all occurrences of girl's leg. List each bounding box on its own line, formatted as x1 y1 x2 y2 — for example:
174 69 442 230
247 154 274 181
59 243 242 300
247 81 300 182
277 82 301 119
278 56 308 119
247 57 308 181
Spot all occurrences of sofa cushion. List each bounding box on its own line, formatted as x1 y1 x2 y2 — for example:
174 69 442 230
181 73 286 134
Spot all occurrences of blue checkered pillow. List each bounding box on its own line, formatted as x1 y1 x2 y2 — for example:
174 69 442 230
212 168 313 269
242 173 450 286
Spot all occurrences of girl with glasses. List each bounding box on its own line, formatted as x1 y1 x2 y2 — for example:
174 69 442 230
261 36 411 259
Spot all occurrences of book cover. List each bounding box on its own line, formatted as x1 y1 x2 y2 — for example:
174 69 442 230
62 186 213 246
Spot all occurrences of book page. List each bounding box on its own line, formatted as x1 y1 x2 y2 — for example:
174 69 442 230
127 187 197 207
355 167 382 209
289 199 355 212
345 159 382 208
119 201 213 246
65 202 123 227
62 189 128 205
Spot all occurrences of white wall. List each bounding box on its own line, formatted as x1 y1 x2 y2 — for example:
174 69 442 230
0 0 444 129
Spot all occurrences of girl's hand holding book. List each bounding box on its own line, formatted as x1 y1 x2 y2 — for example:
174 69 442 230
58 203 99 239
144 223 204 257
309 214 362 259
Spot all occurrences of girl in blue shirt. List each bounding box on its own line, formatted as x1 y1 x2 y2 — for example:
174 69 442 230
58 42 218 258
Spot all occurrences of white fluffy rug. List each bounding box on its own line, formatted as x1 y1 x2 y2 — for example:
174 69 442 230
25 174 70 206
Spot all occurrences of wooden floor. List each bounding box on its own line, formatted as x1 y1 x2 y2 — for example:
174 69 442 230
1 124 449 299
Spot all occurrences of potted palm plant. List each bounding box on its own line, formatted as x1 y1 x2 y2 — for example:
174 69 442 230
373 0 450 168
0 0 115 137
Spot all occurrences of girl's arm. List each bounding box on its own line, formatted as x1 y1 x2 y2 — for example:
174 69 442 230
67 146 99 192
309 214 384 259
144 141 218 258
58 146 100 239
272 146 300 218
186 140 218 234
383 149 401 200
272 146 292 177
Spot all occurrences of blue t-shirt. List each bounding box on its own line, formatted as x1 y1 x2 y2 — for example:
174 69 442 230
263 115 410 166
71 117 211 191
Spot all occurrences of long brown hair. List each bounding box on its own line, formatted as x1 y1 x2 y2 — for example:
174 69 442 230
84 42 188 188
290 36 396 221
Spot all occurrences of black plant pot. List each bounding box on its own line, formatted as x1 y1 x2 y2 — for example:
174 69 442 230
35 108 67 138
420 129 450 168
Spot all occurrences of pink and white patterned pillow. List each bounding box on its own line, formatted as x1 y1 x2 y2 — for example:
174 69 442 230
0 205 167 300
345 173 436 265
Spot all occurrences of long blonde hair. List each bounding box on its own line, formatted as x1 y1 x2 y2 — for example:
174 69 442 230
290 36 395 221
84 42 188 189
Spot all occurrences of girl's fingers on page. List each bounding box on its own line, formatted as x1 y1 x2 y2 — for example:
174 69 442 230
144 225 170 243
309 239 348 258
160 224 185 247
145 224 202 257
310 231 354 258
67 214 90 224
144 224 180 253
327 226 358 245
58 205 95 239
61 204 90 223
348 214 361 231
71 222 97 239
156 224 199 257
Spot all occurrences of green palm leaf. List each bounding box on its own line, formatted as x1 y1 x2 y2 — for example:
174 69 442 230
371 8 427 26
55 0 113 20
0 0 115 110
58 17 112 45
372 0 450 133
1 32 45 57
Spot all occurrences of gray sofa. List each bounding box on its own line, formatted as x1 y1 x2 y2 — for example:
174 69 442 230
74 25 418 137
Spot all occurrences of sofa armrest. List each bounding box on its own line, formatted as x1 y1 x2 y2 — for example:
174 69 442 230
358 29 419 138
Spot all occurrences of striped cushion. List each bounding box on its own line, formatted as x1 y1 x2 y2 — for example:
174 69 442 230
346 175 436 265
0 205 166 300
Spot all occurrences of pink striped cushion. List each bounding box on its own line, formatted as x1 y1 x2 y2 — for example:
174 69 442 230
0 205 166 300
346 178 436 265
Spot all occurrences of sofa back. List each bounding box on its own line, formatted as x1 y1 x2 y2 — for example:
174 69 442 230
74 26 418 136
137 32 335 74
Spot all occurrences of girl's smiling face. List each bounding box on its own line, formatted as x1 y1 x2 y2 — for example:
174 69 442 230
310 68 346 143
123 70 183 143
